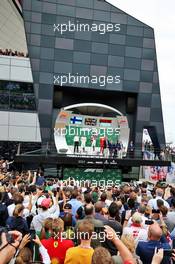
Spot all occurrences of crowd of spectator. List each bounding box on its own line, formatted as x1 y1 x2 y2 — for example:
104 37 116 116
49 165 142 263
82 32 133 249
0 48 28 57
142 141 175 162
1 159 175 264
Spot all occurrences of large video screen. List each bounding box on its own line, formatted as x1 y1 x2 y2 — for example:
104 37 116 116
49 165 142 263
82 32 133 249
54 110 130 154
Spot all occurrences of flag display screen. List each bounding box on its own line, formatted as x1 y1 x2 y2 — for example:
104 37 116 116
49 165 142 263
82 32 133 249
85 118 97 126
70 116 83 124
99 119 112 127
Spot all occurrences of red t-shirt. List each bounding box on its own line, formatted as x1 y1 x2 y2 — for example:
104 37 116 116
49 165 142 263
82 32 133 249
100 137 105 147
41 237 74 264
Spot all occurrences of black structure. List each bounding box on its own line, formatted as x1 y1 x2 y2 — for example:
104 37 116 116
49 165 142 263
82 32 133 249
14 152 171 180
15 153 171 168
22 0 165 152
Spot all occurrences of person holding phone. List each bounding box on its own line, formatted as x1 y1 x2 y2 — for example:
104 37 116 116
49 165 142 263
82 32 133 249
136 222 171 264
0 230 22 264
31 194 60 232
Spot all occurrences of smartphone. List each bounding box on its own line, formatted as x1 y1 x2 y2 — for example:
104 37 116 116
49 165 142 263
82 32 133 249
164 249 173 257
145 220 154 225
152 209 160 214
30 230 36 240
0 228 14 246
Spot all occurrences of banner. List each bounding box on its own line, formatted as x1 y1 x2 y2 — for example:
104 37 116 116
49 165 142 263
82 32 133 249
143 160 175 184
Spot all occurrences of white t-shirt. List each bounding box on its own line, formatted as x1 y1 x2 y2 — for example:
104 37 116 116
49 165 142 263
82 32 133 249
81 137 86 146
148 196 170 209
127 215 149 230
74 136 79 142
91 138 96 146
7 203 30 218
123 226 148 245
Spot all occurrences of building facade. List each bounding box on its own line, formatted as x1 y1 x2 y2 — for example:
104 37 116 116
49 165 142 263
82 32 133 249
22 0 165 151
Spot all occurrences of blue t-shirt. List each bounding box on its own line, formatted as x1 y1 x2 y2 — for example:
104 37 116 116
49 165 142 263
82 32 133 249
136 238 171 264
36 176 45 186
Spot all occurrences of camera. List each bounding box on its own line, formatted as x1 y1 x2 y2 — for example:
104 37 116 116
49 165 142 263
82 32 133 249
145 220 154 225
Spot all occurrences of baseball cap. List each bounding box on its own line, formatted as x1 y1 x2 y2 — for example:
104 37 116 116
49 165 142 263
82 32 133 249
64 203 72 210
41 198 51 208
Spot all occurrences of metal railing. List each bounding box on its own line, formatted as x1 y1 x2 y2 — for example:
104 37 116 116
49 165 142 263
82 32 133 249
16 143 173 162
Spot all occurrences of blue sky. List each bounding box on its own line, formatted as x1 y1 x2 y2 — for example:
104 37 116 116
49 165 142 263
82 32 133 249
107 0 175 144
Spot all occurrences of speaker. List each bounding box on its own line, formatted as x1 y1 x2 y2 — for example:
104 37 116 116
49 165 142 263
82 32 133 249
126 97 136 114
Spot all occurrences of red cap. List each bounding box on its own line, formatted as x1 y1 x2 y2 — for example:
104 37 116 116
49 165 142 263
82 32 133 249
41 198 51 208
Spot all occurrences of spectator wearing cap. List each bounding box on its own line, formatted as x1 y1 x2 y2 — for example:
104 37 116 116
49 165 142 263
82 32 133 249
36 188 60 215
31 197 59 232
